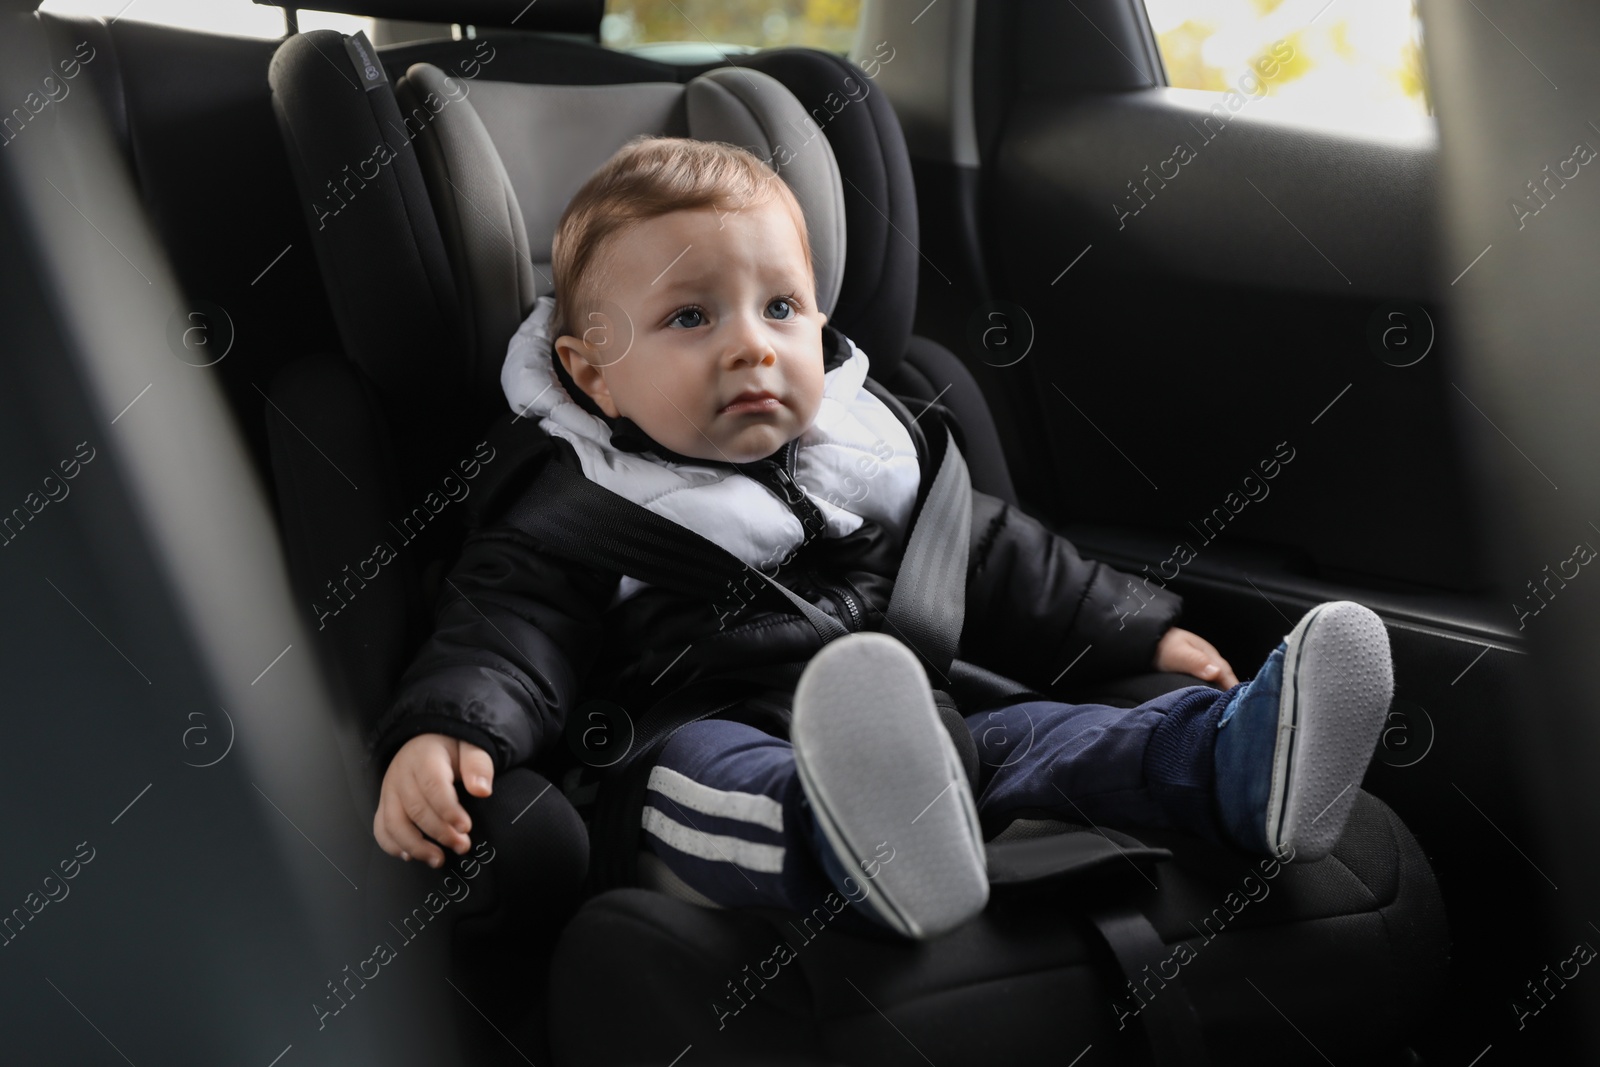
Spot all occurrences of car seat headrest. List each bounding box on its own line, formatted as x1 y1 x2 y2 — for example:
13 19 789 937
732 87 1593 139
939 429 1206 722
396 61 847 410
268 30 891 456
251 0 604 35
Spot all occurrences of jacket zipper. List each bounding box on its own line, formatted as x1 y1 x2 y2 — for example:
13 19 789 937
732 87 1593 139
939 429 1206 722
811 571 863 631
773 440 859 631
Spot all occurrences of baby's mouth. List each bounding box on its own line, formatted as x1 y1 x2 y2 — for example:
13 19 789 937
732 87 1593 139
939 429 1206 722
719 390 782 415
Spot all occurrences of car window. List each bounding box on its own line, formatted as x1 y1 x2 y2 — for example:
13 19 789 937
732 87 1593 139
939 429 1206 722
37 1 377 39
601 0 862 53
1140 0 1430 133
37 0 287 37
294 9 377 36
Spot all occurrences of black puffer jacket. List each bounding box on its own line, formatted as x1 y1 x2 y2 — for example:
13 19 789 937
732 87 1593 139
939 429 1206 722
369 329 1184 775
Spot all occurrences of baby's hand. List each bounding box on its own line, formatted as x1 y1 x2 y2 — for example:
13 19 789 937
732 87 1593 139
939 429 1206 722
1152 627 1240 689
374 733 496 868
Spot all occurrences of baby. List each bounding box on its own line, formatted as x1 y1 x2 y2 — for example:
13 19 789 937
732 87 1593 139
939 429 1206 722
369 135 1394 939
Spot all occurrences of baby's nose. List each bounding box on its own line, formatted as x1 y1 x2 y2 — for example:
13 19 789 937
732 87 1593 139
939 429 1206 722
722 314 776 364
726 340 776 365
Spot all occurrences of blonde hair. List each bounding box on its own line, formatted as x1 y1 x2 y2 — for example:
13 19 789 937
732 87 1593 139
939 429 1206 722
550 135 814 341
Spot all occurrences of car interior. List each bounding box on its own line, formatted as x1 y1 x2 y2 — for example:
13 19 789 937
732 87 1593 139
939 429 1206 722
4 0 1599 1063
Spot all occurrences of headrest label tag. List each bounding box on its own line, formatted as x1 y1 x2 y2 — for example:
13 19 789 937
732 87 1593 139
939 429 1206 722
343 31 387 93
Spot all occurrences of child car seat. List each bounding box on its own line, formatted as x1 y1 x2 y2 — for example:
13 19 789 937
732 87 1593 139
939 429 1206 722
260 3 1449 1064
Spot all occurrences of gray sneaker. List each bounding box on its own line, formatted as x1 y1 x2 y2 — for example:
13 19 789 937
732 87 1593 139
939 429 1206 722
1213 600 1394 862
790 632 989 939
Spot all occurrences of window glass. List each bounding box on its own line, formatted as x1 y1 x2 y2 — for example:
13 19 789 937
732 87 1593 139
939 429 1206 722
38 0 285 38
1142 0 1430 132
296 9 377 36
601 0 861 54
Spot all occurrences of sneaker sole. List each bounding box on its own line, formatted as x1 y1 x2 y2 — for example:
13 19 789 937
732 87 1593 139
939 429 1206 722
790 632 989 939
1271 600 1394 862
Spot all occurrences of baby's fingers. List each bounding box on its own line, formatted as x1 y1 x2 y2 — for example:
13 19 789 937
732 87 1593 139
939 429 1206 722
458 741 495 798
1166 641 1211 678
377 787 445 868
411 763 472 858
1171 635 1232 688
1213 659 1240 689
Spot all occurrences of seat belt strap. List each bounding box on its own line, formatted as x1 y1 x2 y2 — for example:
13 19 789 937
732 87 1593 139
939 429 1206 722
883 420 970 674
1085 904 1212 1067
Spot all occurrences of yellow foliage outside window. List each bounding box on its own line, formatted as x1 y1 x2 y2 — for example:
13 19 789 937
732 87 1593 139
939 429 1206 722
1144 0 1430 131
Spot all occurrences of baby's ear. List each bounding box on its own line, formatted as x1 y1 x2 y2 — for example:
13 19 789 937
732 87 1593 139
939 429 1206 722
554 334 619 417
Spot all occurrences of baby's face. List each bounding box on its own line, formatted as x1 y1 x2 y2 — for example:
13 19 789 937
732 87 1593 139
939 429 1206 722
553 195 827 465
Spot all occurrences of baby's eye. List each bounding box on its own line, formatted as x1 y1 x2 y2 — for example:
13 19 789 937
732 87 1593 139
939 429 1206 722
669 306 706 329
768 297 796 320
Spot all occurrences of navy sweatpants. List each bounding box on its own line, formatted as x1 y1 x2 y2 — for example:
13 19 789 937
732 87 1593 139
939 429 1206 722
639 683 1237 913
